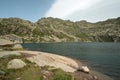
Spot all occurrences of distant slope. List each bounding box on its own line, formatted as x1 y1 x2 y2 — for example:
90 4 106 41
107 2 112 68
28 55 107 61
0 17 120 42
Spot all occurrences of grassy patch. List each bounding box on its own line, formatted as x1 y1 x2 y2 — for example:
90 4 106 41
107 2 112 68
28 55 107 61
51 68 75 80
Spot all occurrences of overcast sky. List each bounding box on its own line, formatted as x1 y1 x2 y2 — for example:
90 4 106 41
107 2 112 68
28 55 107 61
0 0 120 22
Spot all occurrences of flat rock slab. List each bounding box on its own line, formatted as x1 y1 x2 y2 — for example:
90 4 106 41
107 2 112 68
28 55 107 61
18 51 79 72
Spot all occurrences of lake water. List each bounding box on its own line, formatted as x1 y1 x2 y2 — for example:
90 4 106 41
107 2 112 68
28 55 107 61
22 42 120 80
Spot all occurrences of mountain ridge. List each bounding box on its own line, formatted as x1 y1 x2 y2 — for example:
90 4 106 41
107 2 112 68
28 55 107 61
0 17 120 42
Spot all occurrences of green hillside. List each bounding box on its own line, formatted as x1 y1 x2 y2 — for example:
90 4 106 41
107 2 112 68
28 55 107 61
0 17 120 42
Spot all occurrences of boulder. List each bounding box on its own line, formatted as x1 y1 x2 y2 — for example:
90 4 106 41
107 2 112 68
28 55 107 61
7 59 26 69
0 34 23 44
81 66 90 73
78 66 90 73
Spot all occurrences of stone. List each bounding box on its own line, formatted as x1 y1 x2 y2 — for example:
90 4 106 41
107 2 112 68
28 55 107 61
0 34 23 44
93 75 98 80
0 70 5 75
82 66 90 73
13 44 23 49
78 66 90 73
0 49 3 51
7 59 26 69
48 67 57 71
16 77 21 80
41 70 50 75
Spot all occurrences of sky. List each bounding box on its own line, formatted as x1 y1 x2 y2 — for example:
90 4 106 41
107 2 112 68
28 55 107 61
0 0 120 22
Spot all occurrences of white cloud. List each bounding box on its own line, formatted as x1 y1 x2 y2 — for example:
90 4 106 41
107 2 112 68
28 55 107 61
66 0 120 22
44 0 102 18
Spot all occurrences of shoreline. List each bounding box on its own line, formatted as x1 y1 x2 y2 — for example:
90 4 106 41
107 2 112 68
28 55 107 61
0 50 113 80
71 57 113 80
18 50 113 80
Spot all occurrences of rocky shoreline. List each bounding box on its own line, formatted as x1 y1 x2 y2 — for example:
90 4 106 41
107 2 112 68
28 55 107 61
0 50 113 80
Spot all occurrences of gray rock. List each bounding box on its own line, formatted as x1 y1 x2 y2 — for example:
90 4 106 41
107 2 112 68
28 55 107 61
0 34 23 44
7 59 26 69
78 66 90 73
16 77 21 80
13 44 23 49
93 75 98 80
41 70 50 75
0 70 5 75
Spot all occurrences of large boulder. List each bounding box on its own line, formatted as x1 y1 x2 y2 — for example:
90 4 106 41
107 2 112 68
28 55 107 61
7 59 26 69
0 34 23 44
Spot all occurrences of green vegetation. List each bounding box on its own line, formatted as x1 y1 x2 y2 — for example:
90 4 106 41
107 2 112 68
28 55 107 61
0 17 120 42
52 68 74 80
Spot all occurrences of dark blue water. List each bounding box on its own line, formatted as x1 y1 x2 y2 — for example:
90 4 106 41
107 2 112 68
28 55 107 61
22 42 120 80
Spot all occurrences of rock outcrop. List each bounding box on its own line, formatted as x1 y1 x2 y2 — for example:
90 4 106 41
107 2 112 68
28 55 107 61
0 50 113 80
18 51 79 72
0 39 23 50
0 34 23 44
0 39 13 46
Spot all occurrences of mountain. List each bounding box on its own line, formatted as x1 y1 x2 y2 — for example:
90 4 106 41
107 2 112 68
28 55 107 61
0 17 120 42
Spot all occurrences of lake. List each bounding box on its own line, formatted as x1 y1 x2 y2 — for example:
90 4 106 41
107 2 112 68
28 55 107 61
22 42 120 80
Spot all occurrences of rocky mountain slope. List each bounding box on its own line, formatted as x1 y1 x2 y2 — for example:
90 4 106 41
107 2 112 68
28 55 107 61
0 17 120 42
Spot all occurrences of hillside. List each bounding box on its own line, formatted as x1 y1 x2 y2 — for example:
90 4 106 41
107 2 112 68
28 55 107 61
0 17 120 42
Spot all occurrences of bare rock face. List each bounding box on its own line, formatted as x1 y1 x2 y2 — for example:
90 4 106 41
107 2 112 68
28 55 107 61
7 59 26 69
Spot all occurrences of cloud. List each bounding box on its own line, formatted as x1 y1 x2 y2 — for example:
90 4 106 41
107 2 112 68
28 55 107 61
66 0 120 22
44 0 102 18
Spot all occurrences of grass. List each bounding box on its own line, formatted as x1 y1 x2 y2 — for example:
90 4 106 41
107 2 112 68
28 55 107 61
51 68 75 80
